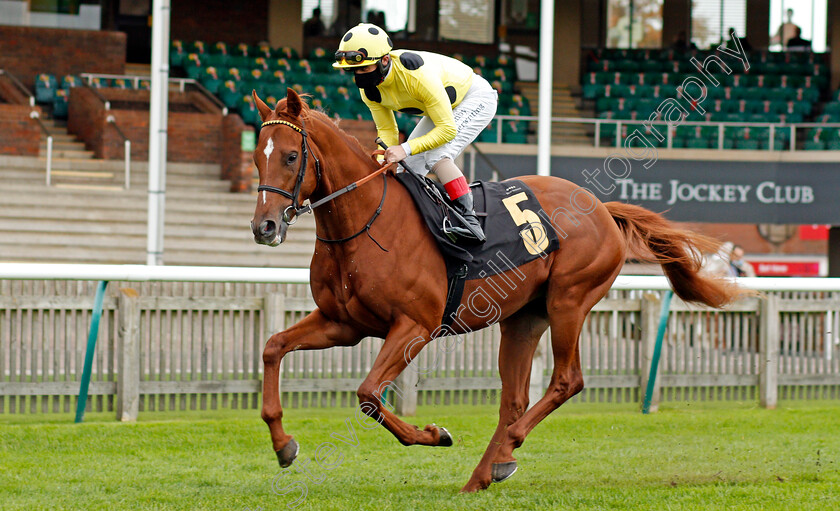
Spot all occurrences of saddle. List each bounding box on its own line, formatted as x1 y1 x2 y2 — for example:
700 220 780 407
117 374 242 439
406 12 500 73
395 172 561 327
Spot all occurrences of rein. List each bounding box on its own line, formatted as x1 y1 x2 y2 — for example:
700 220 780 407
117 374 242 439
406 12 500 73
257 119 393 250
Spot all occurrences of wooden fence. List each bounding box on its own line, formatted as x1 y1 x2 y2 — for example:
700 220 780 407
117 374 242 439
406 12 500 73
1 279 838 418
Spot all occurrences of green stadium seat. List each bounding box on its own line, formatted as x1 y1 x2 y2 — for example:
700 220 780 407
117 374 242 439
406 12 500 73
199 67 223 94
60 75 81 89
112 78 132 90
309 47 330 61
602 84 630 97
220 81 241 109
86 76 110 88
35 73 58 104
737 139 760 150
52 89 68 118
211 41 228 55
477 120 500 143
203 53 228 68
188 41 207 54
225 55 250 69
228 43 251 58
255 43 274 58
276 47 299 59
224 67 244 82
804 140 826 150
582 84 603 99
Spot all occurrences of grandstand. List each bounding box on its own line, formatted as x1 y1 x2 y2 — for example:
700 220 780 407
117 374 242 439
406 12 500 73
0 0 838 275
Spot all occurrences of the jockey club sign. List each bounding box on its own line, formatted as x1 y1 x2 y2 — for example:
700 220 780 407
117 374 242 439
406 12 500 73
465 154 840 224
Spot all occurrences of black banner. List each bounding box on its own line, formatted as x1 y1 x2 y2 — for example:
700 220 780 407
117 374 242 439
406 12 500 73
466 154 840 224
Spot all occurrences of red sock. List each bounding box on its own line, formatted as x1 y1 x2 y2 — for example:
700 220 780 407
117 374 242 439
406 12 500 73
443 176 470 200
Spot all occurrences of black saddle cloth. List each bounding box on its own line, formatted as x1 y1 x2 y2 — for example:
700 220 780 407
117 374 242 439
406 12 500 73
395 171 561 283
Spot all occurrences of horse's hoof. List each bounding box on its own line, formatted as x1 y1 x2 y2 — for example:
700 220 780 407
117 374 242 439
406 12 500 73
437 426 453 447
275 438 299 468
491 461 518 483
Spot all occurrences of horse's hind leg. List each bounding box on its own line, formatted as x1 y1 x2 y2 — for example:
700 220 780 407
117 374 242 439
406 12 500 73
487 292 592 481
461 300 548 493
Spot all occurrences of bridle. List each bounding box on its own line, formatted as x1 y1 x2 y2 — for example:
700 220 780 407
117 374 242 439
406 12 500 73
257 119 322 225
256 118 390 250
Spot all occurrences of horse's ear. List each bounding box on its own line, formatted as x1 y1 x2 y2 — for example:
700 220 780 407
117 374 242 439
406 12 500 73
285 87 303 118
252 90 272 122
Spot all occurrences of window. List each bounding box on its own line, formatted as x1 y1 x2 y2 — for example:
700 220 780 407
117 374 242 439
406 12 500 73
439 0 495 44
691 0 746 50
769 0 827 52
606 0 663 48
362 0 409 33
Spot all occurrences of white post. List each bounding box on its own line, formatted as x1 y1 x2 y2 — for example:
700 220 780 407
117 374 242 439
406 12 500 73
759 294 780 409
124 140 131 190
536 0 554 177
826 309 833 362
146 0 171 266
45 136 53 186
117 288 141 421
528 332 548 408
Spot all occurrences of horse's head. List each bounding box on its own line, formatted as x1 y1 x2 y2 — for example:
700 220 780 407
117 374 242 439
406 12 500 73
251 88 320 246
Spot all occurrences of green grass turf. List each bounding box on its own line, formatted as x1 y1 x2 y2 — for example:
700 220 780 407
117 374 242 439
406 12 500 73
1 400 839 510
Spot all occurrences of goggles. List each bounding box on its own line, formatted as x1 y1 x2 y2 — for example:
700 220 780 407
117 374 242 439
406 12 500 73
334 50 379 65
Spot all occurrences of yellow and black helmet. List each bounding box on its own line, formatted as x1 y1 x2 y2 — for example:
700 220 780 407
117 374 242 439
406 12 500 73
333 23 393 69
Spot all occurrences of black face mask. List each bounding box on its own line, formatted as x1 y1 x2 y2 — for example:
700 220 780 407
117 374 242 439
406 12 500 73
353 69 381 89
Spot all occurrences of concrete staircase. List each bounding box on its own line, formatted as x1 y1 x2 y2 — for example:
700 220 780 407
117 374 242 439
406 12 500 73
516 82 594 145
39 119 95 160
0 156 316 267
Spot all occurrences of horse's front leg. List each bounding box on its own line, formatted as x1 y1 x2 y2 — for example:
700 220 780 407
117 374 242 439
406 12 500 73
355 317 451 447
262 309 363 467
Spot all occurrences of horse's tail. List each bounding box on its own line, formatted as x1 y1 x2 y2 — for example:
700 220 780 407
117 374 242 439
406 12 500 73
605 202 750 308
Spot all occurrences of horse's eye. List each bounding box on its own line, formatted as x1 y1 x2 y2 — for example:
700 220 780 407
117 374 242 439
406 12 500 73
286 152 298 165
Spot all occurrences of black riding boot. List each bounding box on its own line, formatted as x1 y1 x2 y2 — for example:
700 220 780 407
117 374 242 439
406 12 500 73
447 190 486 243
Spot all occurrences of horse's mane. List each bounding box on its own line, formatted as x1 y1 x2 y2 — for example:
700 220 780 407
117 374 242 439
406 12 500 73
274 96 378 169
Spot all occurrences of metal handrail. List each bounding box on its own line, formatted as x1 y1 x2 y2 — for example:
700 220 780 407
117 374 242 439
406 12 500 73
189 79 229 115
105 115 131 189
81 82 112 110
29 111 54 185
81 72 229 115
0 69 36 107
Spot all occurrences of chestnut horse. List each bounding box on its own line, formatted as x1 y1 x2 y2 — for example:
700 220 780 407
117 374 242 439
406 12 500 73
250 89 744 492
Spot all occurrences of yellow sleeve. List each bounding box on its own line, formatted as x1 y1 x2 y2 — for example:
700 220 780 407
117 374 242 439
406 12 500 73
363 99 400 149
405 72 457 154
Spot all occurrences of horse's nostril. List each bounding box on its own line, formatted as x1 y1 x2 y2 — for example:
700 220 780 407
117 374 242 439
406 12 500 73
260 220 277 238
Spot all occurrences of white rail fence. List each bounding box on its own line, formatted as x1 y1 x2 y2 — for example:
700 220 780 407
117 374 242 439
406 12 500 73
0 265 838 419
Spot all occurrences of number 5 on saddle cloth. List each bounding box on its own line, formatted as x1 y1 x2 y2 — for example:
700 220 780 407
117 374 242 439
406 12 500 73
395 170 562 329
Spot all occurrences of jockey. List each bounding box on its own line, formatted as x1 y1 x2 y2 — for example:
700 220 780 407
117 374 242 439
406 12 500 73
333 23 497 242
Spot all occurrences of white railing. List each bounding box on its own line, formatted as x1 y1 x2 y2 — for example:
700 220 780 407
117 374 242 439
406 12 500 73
1 264 839 417
491 114 840 152
0 262 838 290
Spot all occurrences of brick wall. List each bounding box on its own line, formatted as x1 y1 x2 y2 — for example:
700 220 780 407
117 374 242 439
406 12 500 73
171 0 268 45
0 27 126 89
339 119 378 152
675 222 828 255
68 88 248 185
0 104 40 156
222 114 250 181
